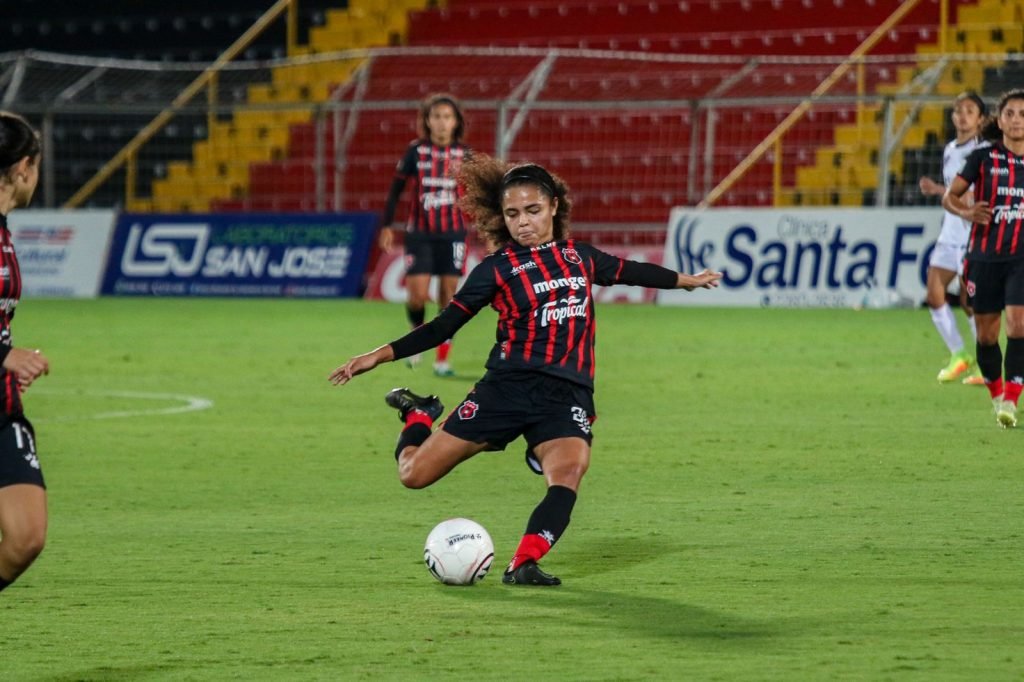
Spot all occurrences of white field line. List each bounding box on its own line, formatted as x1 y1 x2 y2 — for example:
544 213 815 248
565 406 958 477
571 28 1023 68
28 389 214 423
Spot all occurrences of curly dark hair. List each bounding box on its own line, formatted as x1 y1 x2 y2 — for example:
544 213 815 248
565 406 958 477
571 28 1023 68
0 111 40 178
458 154 572 247
418 93 465 144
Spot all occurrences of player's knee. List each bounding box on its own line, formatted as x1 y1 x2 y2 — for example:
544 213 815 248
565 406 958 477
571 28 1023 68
397 458 433 490
925 290 946 308
6 528 45 568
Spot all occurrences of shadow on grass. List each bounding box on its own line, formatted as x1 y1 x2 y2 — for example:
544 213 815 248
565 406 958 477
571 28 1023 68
433 536 786 642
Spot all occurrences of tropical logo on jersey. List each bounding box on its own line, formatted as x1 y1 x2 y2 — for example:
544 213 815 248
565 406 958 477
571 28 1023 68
537 295 588 327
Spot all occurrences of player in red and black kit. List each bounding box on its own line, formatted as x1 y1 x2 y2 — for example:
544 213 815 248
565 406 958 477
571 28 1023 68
378 93 470 377
331 157 721 586
0 112 51 595
944 88 1024 428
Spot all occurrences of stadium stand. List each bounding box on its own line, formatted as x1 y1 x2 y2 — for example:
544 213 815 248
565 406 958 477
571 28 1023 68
13 0 1022 221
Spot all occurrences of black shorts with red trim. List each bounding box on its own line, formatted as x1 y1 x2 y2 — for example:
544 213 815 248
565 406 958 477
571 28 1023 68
0 417 44 489
441 370 595 454
404 233 468 276
964 258 1024 314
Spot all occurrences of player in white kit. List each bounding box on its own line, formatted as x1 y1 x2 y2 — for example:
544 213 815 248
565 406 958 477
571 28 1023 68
918 92 989 384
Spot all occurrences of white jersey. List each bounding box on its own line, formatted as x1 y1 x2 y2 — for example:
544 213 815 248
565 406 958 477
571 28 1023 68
937 136 987 246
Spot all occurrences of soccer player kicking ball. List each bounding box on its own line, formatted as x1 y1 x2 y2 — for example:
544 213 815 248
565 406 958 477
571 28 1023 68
331 156 721 585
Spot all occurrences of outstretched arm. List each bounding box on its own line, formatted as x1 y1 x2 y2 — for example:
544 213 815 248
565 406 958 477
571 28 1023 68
328 303 475 386
329 345 394 386
615 259 721 291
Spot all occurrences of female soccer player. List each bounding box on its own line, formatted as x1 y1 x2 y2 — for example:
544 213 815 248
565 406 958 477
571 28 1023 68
0 112 51 594
378 93 471 377
331 156 721 585
918 91 988 385
943 88 1024 428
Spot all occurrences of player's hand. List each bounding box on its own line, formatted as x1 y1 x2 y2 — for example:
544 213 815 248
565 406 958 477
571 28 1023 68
962 201 991 225
378 228 395 254
919 176 943 196
328 346 394 386
3 347 50 388
680 269 723 291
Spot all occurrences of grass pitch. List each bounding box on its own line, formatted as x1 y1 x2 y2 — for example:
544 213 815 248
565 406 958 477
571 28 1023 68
2 298 1021 681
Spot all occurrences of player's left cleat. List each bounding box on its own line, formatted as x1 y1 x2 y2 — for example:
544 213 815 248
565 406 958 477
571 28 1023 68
384 387 444 423
405 353 422 369
432 361 455 377
996 400 1018 429
502 560 561 586
937 351 972 382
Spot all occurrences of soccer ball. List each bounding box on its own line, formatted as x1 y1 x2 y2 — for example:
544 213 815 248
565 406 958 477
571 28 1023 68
423 518 495 586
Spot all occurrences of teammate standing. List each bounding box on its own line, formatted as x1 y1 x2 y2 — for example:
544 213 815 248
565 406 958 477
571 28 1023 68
378 93 470 377
0 112 51 594
943 89 1024 428
331 156 721 585
919 91 987 385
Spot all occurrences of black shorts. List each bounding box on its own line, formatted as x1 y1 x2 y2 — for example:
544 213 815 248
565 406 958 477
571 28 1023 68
405 233 468 276
441 371 596 456
0 417 44 489
964 259 1024 314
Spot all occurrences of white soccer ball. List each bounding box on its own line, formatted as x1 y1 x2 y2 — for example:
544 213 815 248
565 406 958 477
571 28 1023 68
423 518 495 586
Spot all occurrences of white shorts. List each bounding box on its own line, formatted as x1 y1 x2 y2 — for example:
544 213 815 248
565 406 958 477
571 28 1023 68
929 241 966 275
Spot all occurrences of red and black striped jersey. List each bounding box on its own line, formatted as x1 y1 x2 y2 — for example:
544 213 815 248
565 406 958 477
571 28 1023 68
450 239 631 389
0 214 23 418
959 142 1024 261
393 141 469 237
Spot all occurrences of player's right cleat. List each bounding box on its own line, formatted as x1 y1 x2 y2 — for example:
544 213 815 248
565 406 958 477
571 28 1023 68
384 387 444 423
405 353 422 369
996 400 1018 429
937 351 972 382
501 560 561 586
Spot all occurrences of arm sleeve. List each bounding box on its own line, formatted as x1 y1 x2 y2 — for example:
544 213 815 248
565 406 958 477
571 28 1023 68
381 146 418 227
388 257 498 360
388 303 474 360
586 244 678 288
617 260 679 289
956 147 985 186
380 176 407 228
0 344 10 367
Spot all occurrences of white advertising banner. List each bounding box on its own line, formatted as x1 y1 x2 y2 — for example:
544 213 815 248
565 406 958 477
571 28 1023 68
9 210 116 298
658 207 942 307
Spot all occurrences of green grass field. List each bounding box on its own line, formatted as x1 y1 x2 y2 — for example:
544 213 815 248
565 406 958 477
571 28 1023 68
2 298 1021 681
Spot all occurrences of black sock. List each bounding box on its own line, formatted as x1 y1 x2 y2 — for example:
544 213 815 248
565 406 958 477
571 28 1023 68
977 342 1003 382
524 485 578 547
406 305 425 328
0 576 10 593
1004 337 1024 384
395 423 431 460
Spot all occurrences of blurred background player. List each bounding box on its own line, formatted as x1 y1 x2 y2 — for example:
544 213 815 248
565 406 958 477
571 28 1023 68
330 157 721 585
943 88 1024 428
377 93 470 377
918 91 988 385
0 112 51 594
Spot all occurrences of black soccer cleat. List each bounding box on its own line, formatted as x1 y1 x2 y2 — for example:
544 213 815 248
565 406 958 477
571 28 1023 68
501 560 561 586
384 387 444 422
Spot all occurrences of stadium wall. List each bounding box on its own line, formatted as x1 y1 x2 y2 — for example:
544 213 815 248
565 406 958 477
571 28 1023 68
13 208 946 307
